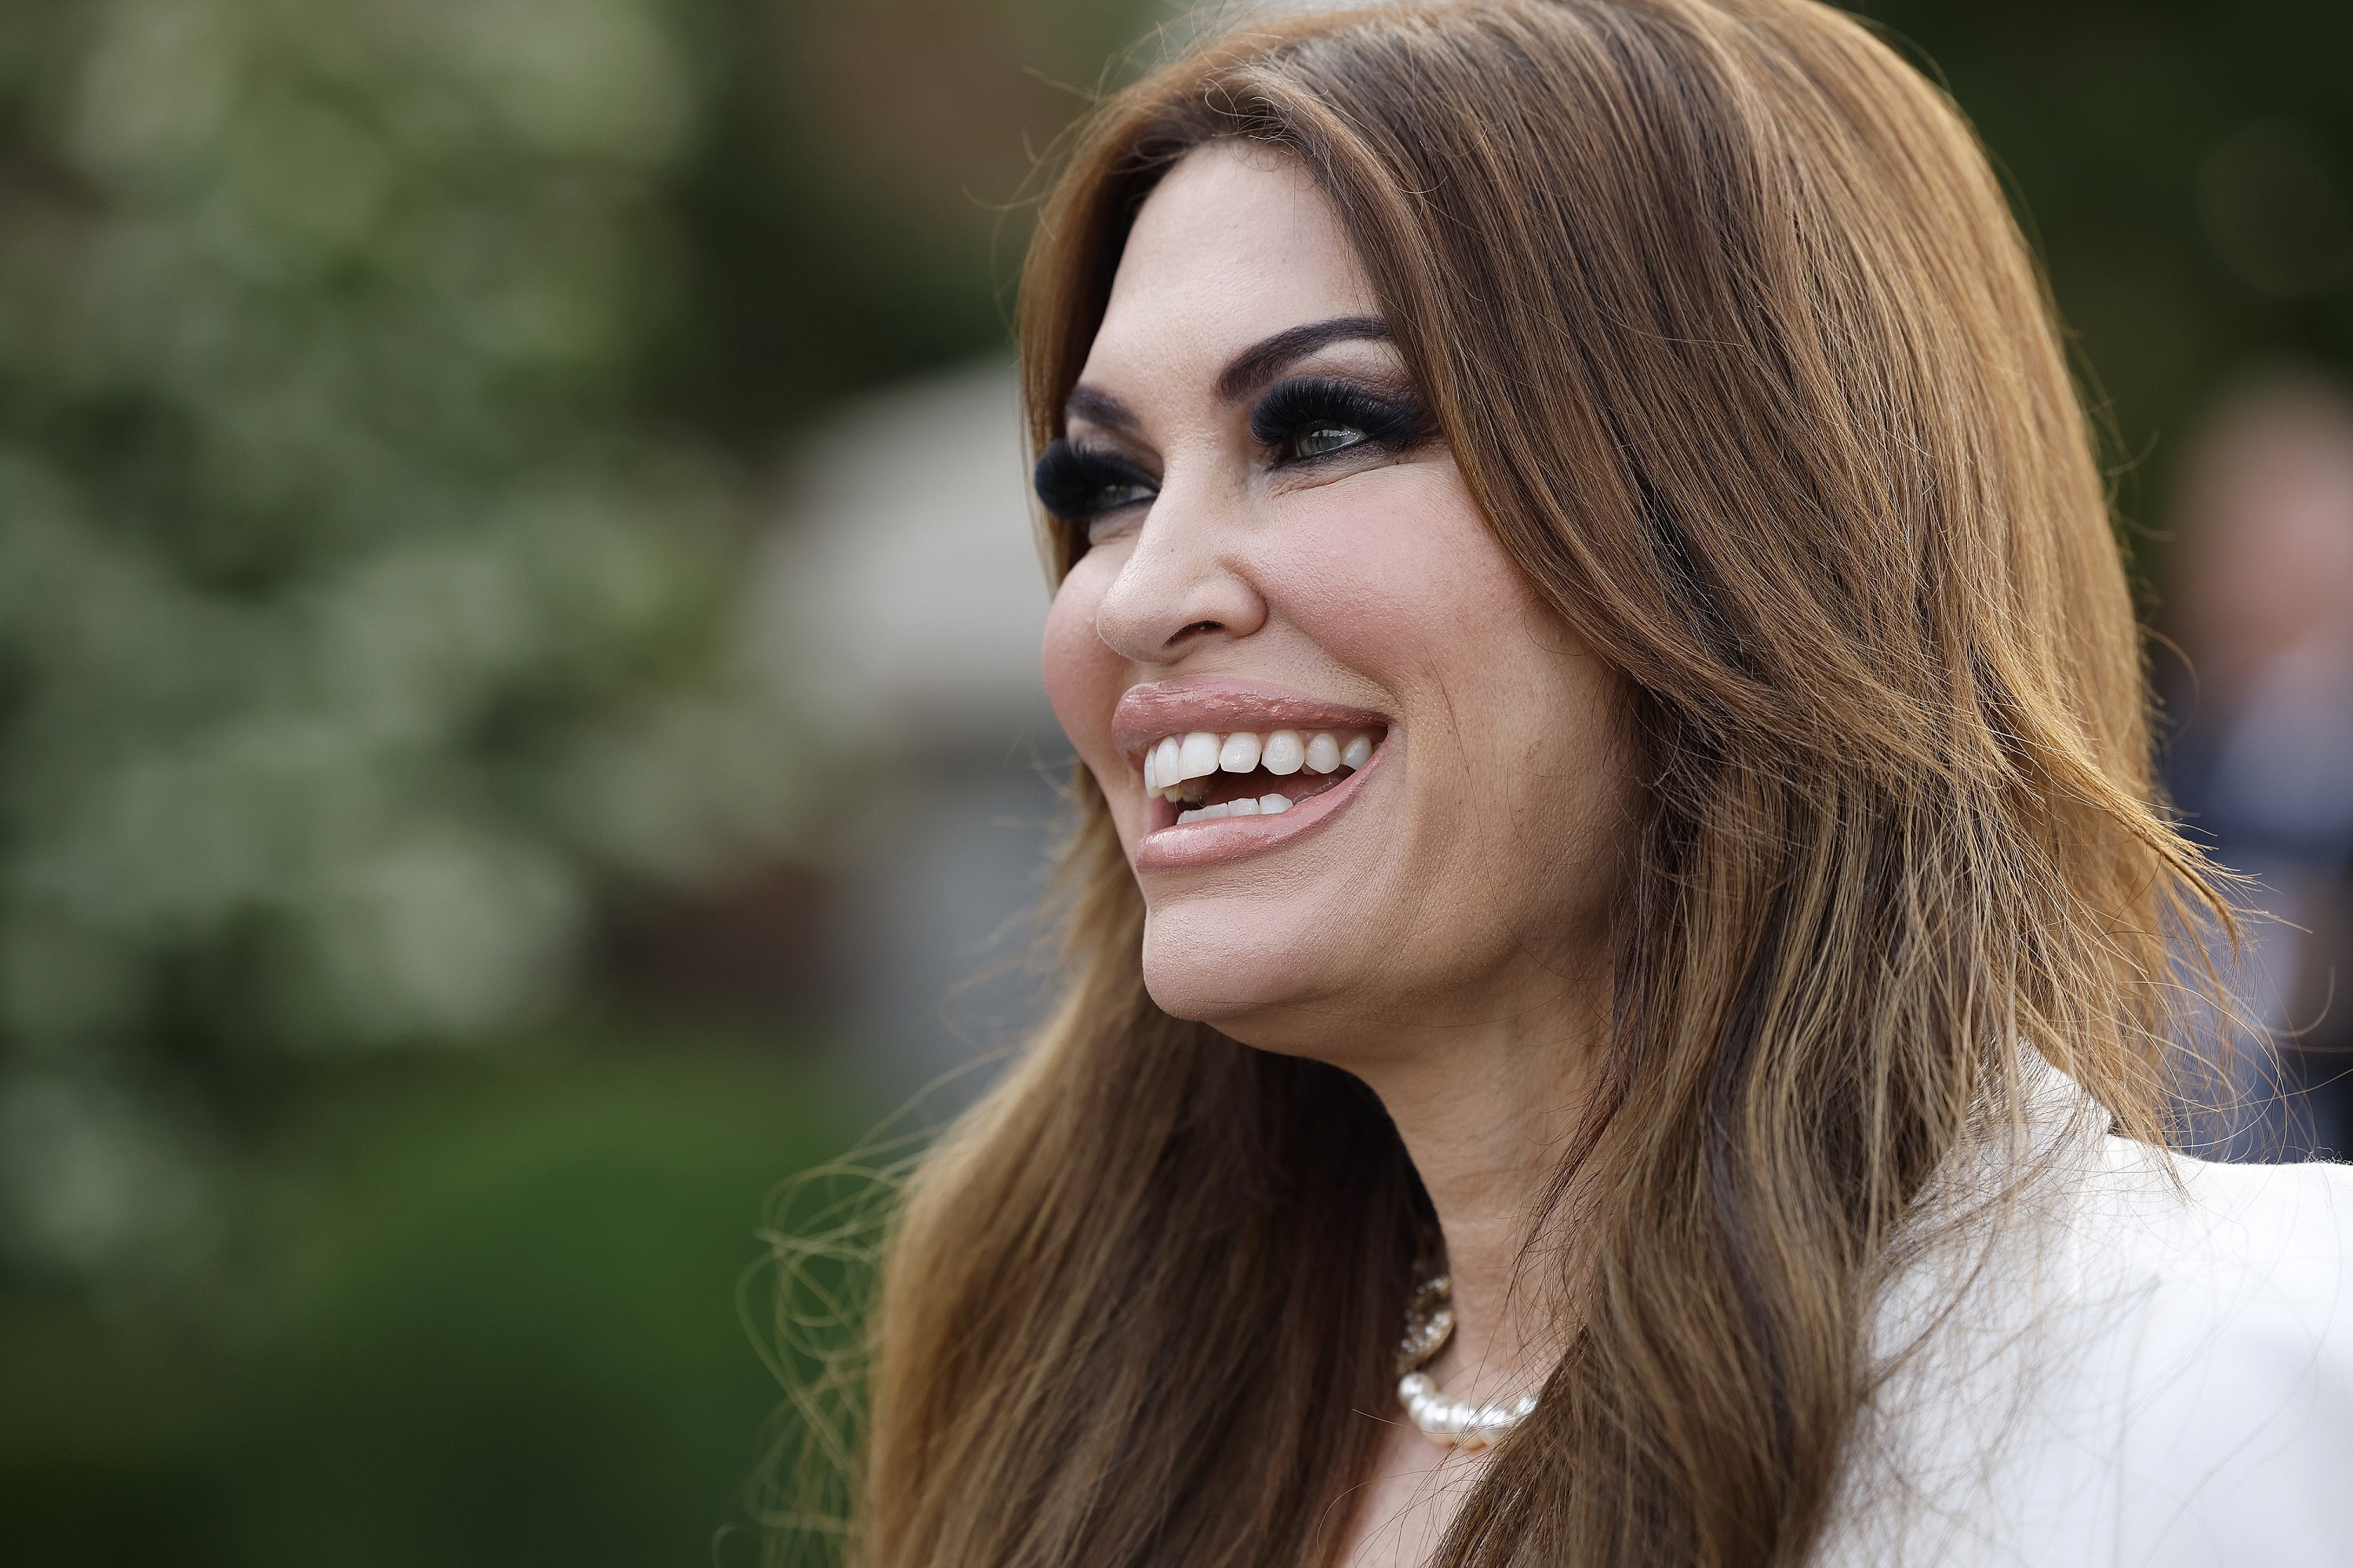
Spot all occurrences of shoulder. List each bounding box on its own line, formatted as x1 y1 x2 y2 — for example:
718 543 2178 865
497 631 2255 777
1831 1137 2353 1566
2074 1142 2353 1564
2070 1136 2353 1329
2068 1138 2353 1431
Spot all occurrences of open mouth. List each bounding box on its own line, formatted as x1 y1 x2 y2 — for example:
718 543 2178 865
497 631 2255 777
1113 678 1392 869
1138 726 1383 828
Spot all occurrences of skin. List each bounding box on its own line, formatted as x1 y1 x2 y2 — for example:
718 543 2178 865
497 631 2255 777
1040 144 1638 1565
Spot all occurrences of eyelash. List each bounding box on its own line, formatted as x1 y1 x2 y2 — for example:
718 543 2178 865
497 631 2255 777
1248 377 1431 466
1031 378 1434 535
1033 441 1158 525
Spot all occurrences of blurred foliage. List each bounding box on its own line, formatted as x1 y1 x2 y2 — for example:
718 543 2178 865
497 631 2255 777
0 0 1148 1563
1853 0 2353 540
0 0 786 1292
0 0 1155 1296
653 0 1162 447
0 1040 858 1567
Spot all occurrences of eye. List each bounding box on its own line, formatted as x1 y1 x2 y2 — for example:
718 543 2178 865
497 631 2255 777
1034 439 1159 524
1292 421 1368 460
1249 377 1431 469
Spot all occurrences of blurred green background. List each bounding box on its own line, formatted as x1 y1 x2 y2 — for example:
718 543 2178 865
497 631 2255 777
0 1 2348 1564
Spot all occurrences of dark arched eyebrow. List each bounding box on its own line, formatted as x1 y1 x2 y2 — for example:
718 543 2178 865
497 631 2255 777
1061 314 1393 431
1065 384 1139 435
1213 314 1389 402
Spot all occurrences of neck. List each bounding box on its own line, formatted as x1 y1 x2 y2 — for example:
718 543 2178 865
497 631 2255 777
1354 974 1609 1404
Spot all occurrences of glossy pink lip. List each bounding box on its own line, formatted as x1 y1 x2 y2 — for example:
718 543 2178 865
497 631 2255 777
1118 677 1392 874
1113 676 1388 765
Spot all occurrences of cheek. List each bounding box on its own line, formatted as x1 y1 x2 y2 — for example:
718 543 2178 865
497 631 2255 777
1260 469 1631 896
1042 554 1125 772
1260 464 1539 694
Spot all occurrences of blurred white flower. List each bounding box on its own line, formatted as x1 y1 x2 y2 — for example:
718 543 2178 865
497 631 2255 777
0 0 803 1282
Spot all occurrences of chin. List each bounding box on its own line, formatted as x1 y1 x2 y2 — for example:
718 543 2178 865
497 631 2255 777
1135 895 1373 1056
1138 913 1293 1028
1139 927 1289 1026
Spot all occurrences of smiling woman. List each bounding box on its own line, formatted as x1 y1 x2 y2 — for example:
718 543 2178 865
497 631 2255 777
1037 145 1628 1088
850 4 2353 1567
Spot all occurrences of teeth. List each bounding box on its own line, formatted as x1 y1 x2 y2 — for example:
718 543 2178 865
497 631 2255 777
1147 725 1380 823
1171 794 1293 824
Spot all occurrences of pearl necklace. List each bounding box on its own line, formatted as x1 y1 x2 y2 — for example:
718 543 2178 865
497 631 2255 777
1394 1270 1540 1450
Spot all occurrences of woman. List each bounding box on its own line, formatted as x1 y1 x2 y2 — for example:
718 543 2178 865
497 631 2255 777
856 2 2353 1563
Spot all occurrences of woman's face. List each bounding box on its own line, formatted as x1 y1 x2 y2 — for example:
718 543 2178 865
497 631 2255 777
1042 144 1634 1065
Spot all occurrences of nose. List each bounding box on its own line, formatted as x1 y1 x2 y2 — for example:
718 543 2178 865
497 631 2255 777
1092 471 1267 664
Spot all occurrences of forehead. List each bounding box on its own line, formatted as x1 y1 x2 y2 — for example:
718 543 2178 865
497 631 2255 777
1085 143 1379 381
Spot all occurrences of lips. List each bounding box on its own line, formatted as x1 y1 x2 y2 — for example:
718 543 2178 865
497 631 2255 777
1112 677 1388 759
1115 677 1391 872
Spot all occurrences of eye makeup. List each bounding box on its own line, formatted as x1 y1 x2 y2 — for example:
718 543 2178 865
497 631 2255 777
1033 439 1159 523
1248 376 1433 467
1035 374 1438 543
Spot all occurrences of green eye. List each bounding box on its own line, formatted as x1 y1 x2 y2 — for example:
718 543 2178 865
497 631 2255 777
1293 423 1366 460
1249 377 1429 469
1087 480 1156 511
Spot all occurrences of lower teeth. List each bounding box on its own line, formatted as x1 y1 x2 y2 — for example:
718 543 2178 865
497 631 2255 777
1176 793 1295 824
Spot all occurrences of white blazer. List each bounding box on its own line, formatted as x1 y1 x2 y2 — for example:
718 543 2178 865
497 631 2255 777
1819 1080 2353 1566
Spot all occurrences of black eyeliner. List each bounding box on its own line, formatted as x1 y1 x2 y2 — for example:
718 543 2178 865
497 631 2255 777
1034 438 1159 521
1248 377 1433 464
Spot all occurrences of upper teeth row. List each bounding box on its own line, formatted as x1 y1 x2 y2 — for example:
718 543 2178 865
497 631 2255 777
1140 729 1374 798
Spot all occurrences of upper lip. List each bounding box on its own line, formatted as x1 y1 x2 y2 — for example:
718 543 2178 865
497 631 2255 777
1112 676 1391 763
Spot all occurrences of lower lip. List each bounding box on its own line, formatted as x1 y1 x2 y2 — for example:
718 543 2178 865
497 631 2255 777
1132 746 1385 873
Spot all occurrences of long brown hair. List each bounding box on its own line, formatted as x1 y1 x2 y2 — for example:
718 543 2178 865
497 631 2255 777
857 2 2224 1564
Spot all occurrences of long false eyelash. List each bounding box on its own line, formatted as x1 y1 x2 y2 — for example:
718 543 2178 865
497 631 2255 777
1248 377 1434 464
1033 439 1158 521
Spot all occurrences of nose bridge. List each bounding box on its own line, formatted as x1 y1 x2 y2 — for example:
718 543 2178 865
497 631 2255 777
1094 463 1265 662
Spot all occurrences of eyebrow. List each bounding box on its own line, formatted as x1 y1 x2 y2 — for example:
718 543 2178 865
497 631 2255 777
1213 314 1391 402
1060 313 1394 431
1064 383 1139 435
